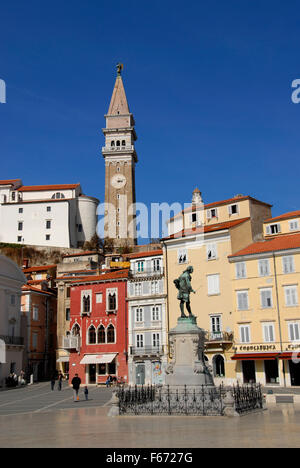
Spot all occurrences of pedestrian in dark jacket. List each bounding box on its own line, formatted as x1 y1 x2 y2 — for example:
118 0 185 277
51 374 56 391
71 374 81 402
58 371 63 391
84 386 89 401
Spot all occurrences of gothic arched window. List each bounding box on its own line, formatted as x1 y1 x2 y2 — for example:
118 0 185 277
107 324 115 343
116 140 120 147
88 326 96 344
111 141 115 147
72 323 80 336
108 293 116 311
98 325 106 344
83 294 91 313
122 140 126 146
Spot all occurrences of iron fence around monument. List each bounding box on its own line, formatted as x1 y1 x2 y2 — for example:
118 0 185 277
117 383 263 416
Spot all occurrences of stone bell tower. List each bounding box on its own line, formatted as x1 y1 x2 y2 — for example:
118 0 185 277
102 64 138 247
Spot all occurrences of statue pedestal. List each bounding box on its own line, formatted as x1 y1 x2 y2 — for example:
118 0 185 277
165 316 214 388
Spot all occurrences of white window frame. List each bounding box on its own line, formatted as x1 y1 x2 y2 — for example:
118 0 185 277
228 204 239 216
134 282 142 296
210 315 222 336
235 262 247 279
207 208 218 220
136 334 144 348
151 305 161 321
151 280 160 295
239 325 251 343
266 223 281 235
152 333 160 348
260 288 273 309
207 274 220 296
96 293 103 304
178 249 187 265
81 290 92 314
284 285 298 307
106 288 118 311
258 258 270 277
288 322 300 342
282 256 295 274
289 220 299 231
262 323 275 343
237 291 249 311
135 307 144 323
207 243 217 261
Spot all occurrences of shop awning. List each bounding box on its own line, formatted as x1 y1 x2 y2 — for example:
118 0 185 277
80 353 117 365
231 353 279 361
56 356 70 363
278 352 300 360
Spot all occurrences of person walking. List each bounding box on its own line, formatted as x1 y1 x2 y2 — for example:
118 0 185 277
58 371 63 391
84 386 89 401
50 374 56 391
71 374 81 402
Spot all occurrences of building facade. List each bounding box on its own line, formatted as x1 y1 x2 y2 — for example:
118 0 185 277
229 211 300 387
68 269 129 385
162 191 272 385
0 179 99 248
0 255 26 387
55 251 103 377
127 250 168 385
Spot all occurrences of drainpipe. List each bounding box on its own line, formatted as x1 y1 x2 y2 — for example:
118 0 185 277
162 241 170 358
273 253 286 387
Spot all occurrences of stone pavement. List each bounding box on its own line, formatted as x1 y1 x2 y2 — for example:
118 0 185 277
0 382 300 448
0 381 112 416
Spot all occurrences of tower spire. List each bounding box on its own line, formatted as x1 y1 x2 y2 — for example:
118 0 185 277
107 64 130 116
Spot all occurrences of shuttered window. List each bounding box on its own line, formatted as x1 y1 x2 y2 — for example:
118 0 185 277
237 291 249 310
207 274 220 295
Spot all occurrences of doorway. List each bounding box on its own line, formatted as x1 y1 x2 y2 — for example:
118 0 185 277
264 360 279 384
289 360 300 386
136 363 145 385
242 360 256 384
89 364 96 384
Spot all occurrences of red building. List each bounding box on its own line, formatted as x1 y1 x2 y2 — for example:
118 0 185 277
68 269 129 385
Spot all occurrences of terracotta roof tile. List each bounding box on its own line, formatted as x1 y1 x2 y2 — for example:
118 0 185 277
18 184 80 192
264 211 300 223
125 249 163 259
70 269 129 284
23 264 57 273
229 233 300 258
162 218 250 241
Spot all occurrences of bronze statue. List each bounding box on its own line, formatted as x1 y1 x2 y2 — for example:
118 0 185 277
174 266 196 318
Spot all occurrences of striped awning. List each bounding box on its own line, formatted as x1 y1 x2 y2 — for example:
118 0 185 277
80 353 117 365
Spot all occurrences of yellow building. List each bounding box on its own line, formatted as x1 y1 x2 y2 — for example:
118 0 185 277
229 211 300 387
162 191 272 385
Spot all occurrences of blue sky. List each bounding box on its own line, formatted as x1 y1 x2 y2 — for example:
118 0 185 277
0 0 300 239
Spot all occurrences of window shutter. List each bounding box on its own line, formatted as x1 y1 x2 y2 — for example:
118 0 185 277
289 323 295 341
266 225 271 235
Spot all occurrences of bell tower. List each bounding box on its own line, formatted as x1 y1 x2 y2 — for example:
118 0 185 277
102 64 138 247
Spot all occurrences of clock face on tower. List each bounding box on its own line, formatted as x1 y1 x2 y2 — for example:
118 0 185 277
111 173 127 189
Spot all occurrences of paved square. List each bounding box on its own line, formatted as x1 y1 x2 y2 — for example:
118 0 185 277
0 383 300 448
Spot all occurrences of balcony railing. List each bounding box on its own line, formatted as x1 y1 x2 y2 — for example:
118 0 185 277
130 346 165 356
0 335 24 346
129 267 164 278
61 336 81 350
205 332 234 343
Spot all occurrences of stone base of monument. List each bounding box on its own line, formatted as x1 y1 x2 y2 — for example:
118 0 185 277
165 315 214 388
